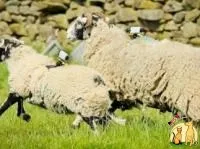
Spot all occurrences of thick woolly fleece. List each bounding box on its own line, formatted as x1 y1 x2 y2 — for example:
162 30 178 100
6 45 111 118
83 20 200 121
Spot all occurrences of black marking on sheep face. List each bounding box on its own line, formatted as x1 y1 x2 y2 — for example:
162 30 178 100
67 17 88 40
108 99 140 113
0 47 10 62
0 38 23 62
67 14 102 40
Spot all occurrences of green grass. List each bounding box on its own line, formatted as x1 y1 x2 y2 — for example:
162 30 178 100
0 63 200 149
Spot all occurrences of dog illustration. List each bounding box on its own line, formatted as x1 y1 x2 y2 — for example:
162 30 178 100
173 127 182 145
185 121 195 146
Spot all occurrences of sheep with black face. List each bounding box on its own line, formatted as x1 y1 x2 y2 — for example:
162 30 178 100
0 37 122 131
67 13 200 122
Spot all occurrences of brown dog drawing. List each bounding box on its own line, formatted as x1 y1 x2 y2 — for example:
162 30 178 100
173 127 182 145
185 121 195 146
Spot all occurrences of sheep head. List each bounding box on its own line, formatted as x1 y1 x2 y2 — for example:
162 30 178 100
0 37 24 62
67 12 109 40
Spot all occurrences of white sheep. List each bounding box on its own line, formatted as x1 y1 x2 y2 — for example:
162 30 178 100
67 13 200 122
0 37 121 131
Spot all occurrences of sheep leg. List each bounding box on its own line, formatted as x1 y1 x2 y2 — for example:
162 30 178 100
0 93 20 116
72 115 83 129
108 113 126 125
82 116 99 134
17 98 31 122
0 92 31 122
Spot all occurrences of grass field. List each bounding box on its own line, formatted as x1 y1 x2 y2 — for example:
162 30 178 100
0 63 200 149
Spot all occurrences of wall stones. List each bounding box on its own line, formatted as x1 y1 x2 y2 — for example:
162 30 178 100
1 0 200 53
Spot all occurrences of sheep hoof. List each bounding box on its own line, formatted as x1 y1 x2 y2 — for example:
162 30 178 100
93 130 99 136
21 113 31 122
115 118 126 125
71 124 80 129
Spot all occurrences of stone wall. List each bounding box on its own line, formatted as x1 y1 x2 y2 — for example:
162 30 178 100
1 0 200 52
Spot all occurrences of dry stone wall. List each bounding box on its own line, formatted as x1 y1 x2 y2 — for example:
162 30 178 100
1 0 200 52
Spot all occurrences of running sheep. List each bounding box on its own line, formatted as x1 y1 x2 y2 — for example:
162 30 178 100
67 13 200 122
0 37 121 131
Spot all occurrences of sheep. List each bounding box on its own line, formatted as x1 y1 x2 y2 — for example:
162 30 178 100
0 37 122 131
67 13 200 122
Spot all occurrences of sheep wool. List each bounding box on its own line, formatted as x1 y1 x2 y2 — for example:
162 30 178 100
29 65 111 118
83 20 200 121
6 45 111 118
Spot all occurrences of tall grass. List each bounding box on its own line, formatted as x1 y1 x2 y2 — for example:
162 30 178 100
0 63 200 149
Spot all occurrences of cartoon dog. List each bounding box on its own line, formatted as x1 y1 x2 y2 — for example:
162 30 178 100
173 127 182 145
185 121 195 146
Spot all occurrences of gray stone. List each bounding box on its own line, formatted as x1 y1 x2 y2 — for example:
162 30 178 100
0 21 12 35
9 23 27 36
0 0 5 11
88 6 103 13
89 0 105 3
26 24 38 40
70 1 81 9
115 8 137 23
26 16 36 24
185 9 200 22
135 0 161 9
138 9 164 21
20 37 32 45
0 11 12 22
104 2 119 14
196 17 200 25
19 6 31 15
11 15 26 23
50 0 70 5
164 21 180 31
38 24 54 42
46 21 57 28
163 0 183 13
173 11 185 23
5 0 20 6
29 5 41 16
153 0 165 2
66 7 87 20
182 22 199 38
156 31 173 40
173 37 188 44
189 37 200 46
163 13 173 21
21 0 31 6
146 32 158 39
183 0 200 9
6 5 19 14
31 1 67 13
31 1 46 11
156 24 164 32
57 29 68 46
114 0 125 4
47 14 68 29
125 0 134 6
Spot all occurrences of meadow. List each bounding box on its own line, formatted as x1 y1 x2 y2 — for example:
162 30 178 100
0 63 199 149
